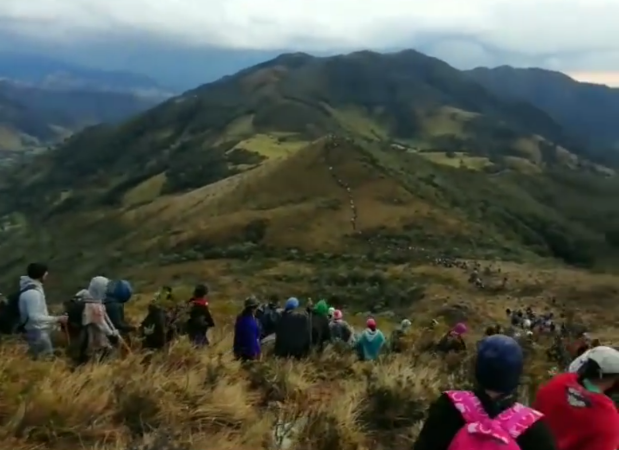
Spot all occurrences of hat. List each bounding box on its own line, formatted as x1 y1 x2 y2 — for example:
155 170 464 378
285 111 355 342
401 319 412 329
285 297 299 310
475 334 523 394
585 346 619 375
452 322 467 336
328 307 335 316
366 318 376 329
244 296 259 308
333 309 343 320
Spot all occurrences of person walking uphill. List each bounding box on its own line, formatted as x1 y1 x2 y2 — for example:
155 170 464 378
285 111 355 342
355 318 385 361
18 263 67 359
413 334 556 450
186 284 215 347
534 346 619 450
233 296 261 361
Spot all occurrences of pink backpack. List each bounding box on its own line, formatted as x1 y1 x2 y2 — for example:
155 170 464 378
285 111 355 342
446 390 543 450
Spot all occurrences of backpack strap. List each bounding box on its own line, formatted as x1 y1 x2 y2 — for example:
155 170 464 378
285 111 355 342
496 403 544 439
445 390 488 423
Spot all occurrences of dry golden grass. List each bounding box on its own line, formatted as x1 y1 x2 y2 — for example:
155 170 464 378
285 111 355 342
2 260 619 450
117 139 465 253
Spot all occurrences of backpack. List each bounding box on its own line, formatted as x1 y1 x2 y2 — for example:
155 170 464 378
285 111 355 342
0 285 37 334
107 280 132 303
64 298 86 334
446 390 542 450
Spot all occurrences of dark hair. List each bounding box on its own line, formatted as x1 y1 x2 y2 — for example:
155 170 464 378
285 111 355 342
193 284 208 298
578 359 617 381
27 262 48 280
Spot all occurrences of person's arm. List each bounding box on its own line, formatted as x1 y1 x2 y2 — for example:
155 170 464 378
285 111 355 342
516 419 557 450
19 290 60 326
413 394 461 450
204 307 215 328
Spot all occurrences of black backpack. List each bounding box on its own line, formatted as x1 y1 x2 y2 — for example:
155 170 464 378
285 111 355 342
64 299 86 335
0 285 37 334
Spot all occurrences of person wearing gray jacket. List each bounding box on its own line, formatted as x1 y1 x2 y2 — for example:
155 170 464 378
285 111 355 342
17 263 67 359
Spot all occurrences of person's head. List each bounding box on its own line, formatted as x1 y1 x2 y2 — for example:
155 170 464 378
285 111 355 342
27 262 48 282
522 319 532 330
476 334 524 396
328 307 335 319
193 284 208 298
505 308 511 316
366 318 377 331
578 346 619 393
88 276 110 302
400 319 412 331
284 297 299 311
268 294 279 307
451 322 467 336
333 309 343 321
313 299 330 316
244 296 259 315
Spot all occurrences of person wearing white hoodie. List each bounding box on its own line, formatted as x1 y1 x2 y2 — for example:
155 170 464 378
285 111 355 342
18 263 67 359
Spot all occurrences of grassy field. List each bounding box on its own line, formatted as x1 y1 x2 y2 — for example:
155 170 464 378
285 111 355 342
1 258 618 450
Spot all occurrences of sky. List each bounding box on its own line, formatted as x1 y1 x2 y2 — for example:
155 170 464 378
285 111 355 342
1 0 618 88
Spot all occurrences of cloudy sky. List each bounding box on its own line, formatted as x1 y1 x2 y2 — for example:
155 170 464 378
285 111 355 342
1 0 618 88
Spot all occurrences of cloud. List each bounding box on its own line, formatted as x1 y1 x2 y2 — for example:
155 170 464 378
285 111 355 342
1 0 619 75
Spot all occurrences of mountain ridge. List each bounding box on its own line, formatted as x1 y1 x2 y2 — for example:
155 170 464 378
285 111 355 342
2 49 619 286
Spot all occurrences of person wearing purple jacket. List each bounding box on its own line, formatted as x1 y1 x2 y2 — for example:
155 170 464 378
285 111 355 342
233 296 261 361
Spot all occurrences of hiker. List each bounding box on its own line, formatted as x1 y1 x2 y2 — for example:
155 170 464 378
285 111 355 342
354 318 385 361
274 297 312 358
186 284 215 346
329 309 353 344
413 334 556 450
389 318 411 353
70 276 119 364
310 299 331 353
103 279 135 334
436 322 467 353
17 263 67 359
139 302 181 350
256 296 281 339
535 346 619 450
233 297 261 361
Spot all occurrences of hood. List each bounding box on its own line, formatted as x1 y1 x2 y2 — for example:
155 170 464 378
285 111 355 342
313 300 329 316
74 289 93 301
88 276 110 302
19 276 41 290
363 329 379 341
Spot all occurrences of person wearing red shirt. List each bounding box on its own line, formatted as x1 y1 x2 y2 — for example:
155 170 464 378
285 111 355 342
534 346 619 450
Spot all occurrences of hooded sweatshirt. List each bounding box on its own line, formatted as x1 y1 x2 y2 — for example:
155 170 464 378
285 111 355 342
83 277 116 336
355 328 386 361
18 276 60 332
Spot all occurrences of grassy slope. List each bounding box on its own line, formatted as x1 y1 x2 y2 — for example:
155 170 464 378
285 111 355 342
2 257 619 450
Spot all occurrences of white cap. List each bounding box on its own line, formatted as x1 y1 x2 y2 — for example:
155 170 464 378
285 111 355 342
523 319 532 329
583 346 619 375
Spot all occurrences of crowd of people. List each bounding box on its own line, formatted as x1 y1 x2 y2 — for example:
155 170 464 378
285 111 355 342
2 262 619 450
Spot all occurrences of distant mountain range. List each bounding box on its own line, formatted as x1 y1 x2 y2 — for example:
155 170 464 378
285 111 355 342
0 53 175 158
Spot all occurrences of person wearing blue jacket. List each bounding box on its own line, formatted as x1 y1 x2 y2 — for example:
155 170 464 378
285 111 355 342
355 318 386 361
233 296 261 361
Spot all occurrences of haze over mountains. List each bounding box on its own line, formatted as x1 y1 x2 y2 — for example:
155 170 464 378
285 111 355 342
0 52 174 159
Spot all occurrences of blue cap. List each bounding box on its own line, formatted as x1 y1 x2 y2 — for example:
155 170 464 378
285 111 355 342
285 297 299 310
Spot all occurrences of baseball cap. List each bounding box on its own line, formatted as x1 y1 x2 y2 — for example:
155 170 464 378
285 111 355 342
582 346 619 376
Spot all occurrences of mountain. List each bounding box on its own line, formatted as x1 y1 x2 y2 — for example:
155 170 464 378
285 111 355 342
0 53 173 97
1 50 619 288
466 66 619 156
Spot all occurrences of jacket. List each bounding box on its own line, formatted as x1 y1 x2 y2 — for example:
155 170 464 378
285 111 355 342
17 276 59 332
534 373 619 450
355 329 385 361
186 297 215 336
104 296 133 332
329 320 352 343
233 313 261 359
413 389 557 450
274 310 311 358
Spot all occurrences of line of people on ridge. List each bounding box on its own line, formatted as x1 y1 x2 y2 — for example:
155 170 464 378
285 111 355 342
413 334 619 450
232 296 416 362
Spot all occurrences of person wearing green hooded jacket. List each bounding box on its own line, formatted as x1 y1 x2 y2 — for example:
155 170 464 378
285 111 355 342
310 299 331 353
